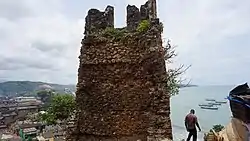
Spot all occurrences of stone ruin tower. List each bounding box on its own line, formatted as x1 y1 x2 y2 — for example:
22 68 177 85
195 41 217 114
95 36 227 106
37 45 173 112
71 0 173 140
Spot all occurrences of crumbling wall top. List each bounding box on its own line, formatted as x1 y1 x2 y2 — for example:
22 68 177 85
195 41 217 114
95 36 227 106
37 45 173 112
126 0 158 30
126 5 140 31
84 0 158 34
84 5 114 35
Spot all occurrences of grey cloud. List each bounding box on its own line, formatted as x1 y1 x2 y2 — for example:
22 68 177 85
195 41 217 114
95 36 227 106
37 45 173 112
0 60 25 70
0 56 58 71
31 41 65 53
0 68 76 85
0 1 32 21
0 0 79 84
0 29 8 39
30 41 74 59
25 61 58 70
1 0 250 85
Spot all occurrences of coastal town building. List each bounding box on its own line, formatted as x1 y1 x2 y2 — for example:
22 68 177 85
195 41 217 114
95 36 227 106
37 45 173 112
0 96 42 132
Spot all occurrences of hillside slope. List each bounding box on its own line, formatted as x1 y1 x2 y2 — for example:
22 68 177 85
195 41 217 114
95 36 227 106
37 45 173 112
0 81 76 96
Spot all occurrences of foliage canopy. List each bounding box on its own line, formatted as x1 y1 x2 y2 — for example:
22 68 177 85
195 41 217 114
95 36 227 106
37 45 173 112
164 40 190 96
39 94 76 125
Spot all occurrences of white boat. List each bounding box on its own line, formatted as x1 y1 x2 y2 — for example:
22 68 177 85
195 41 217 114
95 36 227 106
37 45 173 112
215 101 227 104
198 104 213 107
208 102 221 106
205 98 216 101
200 106 218 110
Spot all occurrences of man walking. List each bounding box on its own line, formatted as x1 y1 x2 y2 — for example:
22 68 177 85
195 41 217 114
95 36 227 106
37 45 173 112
185 109 201 141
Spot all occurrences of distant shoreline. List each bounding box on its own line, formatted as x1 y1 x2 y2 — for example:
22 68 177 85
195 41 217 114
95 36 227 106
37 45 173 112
179 84 198 88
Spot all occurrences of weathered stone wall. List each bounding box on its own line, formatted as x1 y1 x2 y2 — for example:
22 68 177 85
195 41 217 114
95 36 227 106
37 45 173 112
84 5 114 35
71 0 172 140
126 1 156 31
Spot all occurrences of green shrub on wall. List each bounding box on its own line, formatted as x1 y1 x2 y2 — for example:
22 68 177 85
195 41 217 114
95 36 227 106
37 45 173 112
137 20 150 33
103 27 127 40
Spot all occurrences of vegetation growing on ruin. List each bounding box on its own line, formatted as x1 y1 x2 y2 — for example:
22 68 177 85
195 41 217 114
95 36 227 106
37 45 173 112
102 27 128 41
164 40 191 96
159 22 164 33
137 20 150 33
94 20 155 41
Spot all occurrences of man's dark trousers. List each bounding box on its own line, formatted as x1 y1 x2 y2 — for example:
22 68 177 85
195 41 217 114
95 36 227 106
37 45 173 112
186 128 197 141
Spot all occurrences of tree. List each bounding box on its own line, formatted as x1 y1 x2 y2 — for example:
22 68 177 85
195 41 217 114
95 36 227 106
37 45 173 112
38 111 57 125
37 90 54 104
163 40 191 96
49 94 76 120
39 94 76 125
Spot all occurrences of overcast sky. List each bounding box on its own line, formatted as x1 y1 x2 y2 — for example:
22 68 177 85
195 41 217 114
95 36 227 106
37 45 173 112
0 0 249 85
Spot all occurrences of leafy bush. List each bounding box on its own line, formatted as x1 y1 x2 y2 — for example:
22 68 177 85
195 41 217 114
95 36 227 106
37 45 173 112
212 124 224 132
38 94 76 125
136 20 150 33
38 112 57 125
103 27 127 40
49 94 75 120
37 90 54 104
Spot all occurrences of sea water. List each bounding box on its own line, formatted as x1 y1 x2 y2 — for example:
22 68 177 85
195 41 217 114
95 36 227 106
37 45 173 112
171 85 235 141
